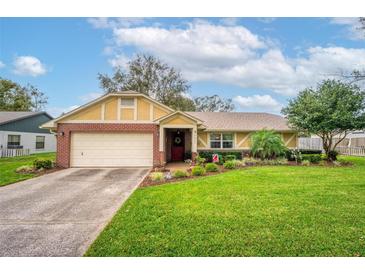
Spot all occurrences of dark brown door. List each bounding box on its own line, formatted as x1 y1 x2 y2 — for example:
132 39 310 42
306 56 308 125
171 131 185 161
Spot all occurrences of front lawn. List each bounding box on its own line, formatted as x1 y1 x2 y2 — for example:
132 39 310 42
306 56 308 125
86 156 365 257
0 152 56 187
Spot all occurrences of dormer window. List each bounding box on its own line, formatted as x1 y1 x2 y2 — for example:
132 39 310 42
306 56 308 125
121 98 135 107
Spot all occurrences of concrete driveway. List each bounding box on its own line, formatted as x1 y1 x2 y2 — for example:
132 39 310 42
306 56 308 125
0 167 149 256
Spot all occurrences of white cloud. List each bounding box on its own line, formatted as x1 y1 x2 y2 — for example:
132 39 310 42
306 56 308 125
13 56 47 76
103 21 365 96
234 94 282 111
108 54 130 69
78 92 103 103
0 60 5 68
330 17 364 40
88 17 145 29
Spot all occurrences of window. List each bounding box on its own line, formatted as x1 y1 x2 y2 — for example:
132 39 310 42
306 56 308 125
36 136 45 149
120 98 135 107
7 135 21 148
210 133 233 149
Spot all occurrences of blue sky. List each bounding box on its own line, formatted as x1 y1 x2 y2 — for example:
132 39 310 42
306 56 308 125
0 17 364 116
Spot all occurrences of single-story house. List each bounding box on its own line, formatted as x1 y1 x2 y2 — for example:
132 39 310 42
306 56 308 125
0 111 56 154
41 91 297 168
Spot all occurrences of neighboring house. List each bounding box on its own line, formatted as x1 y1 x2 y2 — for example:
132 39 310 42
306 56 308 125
0 111 56 154
42 91 297 168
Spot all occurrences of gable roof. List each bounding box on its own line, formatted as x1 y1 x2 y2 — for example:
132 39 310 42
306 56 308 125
187 112 292 131
41 91 175 129
154 110 204 124
0 111 53 126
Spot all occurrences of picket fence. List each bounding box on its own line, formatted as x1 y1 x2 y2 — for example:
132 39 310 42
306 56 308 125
0 148 30 158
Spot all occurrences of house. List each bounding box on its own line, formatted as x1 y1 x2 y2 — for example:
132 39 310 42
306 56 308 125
0 111 56 155
41 91 297 168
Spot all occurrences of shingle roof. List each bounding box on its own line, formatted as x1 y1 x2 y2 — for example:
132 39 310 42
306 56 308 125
187 112 292 131
0 111 50 125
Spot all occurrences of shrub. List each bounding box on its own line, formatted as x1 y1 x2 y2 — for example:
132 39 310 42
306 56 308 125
302 160 311 166
223 160 236 169
198 151 242 162
276 158 288 165
173 169 188 178
302 154 322 164
16 165 34 173
192 166 206 176
327 150 338 161
150 172 164 182
243 158 259 166
195 155 206 165
251 129 286 160
233 160 246 167
286 149 302 163
224 154 236 162
205 163 219 172
184 152 192 160
33 159 53 170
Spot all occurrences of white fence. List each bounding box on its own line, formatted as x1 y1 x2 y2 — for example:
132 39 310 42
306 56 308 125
336 146 365 157
0 148 30 158
298 138 323 151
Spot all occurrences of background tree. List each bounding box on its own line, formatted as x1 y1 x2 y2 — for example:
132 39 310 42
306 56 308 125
194 95 235 112
0 78 47 111
282 79 365 160
98 54 233 112
98 54 195 111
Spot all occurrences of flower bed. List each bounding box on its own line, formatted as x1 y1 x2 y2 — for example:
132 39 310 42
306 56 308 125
140 157 352 188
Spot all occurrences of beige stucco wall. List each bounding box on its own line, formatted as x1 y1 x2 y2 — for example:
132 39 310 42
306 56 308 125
137 98 150 120
196 131 298 150
153 107 169 120
104 98 118 120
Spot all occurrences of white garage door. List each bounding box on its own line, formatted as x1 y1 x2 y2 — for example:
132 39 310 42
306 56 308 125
70 132 153 167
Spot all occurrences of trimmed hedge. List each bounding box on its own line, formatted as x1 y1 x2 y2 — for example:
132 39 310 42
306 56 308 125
299 149 322 155
302 154 322 164
198 151 242 163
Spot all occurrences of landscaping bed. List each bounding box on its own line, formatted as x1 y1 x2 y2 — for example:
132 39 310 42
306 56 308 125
141 156 352 188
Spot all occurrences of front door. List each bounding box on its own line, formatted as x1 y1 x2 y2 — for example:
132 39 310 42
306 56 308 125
171 131 185 161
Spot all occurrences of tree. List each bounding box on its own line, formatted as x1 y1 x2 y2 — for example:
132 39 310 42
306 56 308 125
251 129 286 160
194 95 235 112
98 54 196 111
0 78 47 111
282 80 365 160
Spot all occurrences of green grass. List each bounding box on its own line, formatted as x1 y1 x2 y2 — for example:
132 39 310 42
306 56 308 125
0 152 56 187
86 156 365 257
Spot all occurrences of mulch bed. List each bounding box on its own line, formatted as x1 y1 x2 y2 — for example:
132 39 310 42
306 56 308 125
139 160 352 188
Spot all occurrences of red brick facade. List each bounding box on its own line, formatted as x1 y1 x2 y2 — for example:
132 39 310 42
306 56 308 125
56 123 160 168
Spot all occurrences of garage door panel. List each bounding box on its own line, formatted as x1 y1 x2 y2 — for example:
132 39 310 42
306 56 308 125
71 133 153 167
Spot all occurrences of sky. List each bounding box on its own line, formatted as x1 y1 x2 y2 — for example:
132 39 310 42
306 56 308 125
0 17 364 117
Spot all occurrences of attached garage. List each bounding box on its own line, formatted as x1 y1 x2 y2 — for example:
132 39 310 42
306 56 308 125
70 132 153 167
